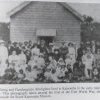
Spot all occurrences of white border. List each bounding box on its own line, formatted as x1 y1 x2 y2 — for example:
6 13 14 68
0 0 100 3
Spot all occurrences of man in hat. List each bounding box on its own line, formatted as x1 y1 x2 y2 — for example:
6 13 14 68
53 48 60 62
39 40 48 54
59 41 68 60
47 43 55 54
0 40 8 77
39 40 48 61
77 42 84 61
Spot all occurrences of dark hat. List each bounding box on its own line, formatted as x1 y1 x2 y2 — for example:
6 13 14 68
48 53 54 57
54 48 59 52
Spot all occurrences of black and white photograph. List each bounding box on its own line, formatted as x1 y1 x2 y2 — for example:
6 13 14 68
0 0 100 84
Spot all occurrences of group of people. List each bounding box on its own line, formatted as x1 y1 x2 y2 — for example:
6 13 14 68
0 39 100 83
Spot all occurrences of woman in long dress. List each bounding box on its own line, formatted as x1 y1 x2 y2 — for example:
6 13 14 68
8 50 19 72
0 40 8 77
18 50 27 73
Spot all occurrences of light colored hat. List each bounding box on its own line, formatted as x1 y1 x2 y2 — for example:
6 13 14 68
0 40 5 43
59 58 64 62
39 53 44 56
49 43 54 45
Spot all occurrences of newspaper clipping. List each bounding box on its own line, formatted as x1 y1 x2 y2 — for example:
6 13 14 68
0 0 100 99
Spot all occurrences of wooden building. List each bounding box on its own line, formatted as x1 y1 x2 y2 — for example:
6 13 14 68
8 1 83 46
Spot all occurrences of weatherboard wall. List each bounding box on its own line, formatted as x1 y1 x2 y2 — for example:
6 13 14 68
10 2 81 45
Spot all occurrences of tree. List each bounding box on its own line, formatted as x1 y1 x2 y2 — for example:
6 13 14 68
81 15 95 42
83 15 93 24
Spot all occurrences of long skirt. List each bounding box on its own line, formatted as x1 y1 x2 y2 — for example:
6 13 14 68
0 61 8 77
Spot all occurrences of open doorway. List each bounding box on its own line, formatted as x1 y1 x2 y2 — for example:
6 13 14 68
38 36 54 46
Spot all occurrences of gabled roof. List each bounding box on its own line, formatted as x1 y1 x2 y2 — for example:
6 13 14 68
59 3 83 21
8 2 31 17
8 1 83 21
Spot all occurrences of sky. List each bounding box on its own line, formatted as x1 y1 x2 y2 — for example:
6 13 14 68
69 3 100 22
0 0 100 22
0 1 21 22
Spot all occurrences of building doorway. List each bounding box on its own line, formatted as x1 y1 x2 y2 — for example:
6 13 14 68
38 36 54 46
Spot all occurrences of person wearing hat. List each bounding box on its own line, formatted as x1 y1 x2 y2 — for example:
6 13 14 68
31 43 40 56
53 48 60 62
18 50 27 73
24 66 37 82
59 41 68 60
82 48 95 79
28 55 38 70
47 43 55 54
96 41 100 53
39 40 47 53
77 42 84 62
47 54 57 70
0 40 8 77
10 42 21 55
39 40 48 60
85 40 91 49
56 57 67 82
8 50 19 72
68 42 76 67
18 50 27 64
65 54 72 69
37 53 45 69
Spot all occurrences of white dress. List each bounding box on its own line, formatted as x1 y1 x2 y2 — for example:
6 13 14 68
0 45 8 76
8 55 19 72
31 47 40 56
82 53 94 70
24 71 36 82
82 53 94 78
18 54 26 64
37 57 45 69
65 57 72 66
68 47 76 65
28 56 39 70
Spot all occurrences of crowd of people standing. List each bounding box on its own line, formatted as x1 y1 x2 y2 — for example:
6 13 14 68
0 39 100 83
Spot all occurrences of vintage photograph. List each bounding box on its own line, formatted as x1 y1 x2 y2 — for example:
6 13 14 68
0 1 99 84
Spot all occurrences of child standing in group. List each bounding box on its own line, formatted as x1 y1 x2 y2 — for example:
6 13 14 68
47 54 57 70
17 69 25 83
82 48 95 79
92 67 99 82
